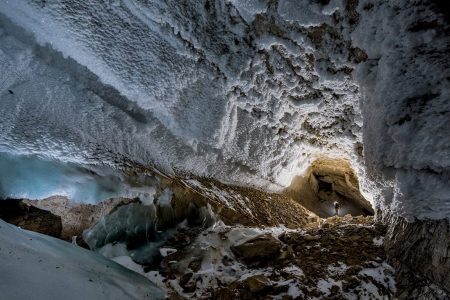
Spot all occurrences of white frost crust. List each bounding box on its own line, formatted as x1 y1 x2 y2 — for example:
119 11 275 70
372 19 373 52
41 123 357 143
0 0 364 192
227 0 270 23
0 219 164 300
277 0 342 26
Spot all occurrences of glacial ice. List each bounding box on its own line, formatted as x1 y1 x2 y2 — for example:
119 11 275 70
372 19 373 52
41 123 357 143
83 194 216 266
0 219 164 300
0 152 158 204
157 188 173 207
83 203 158 250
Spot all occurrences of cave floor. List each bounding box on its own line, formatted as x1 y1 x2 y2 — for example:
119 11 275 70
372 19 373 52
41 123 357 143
0 170 398 300
149 215 396 299
0 195 397 299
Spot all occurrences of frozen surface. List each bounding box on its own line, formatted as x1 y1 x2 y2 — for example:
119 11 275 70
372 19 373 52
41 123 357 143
227 0 270 23
373 236 384 247
0 0 448 219
277 0 341 26
0 219 164 300
82 198 214 266
83 203 157 250
0 152 159 204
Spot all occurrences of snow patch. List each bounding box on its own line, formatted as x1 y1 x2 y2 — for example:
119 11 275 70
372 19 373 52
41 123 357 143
157 188 173 207
160 248 177 257
373 236 384 247
0 220 164 299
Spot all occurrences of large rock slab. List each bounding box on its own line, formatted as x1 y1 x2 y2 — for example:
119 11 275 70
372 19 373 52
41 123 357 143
26 196 138 241
0 199 62 237
231 233 282 262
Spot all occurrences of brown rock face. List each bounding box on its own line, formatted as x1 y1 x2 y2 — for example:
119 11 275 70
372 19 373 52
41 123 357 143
25 196 138 241
231 234 282 262
383 214 450 299
0 199 62 238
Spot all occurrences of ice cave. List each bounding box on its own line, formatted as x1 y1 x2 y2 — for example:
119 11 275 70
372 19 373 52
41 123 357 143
0 0 449 299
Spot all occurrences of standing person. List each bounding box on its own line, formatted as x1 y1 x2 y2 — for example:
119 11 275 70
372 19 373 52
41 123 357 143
334 201 341 216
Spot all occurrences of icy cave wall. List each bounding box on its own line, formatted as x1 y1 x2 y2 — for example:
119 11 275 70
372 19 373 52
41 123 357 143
0 0 448 219
352 1 450 220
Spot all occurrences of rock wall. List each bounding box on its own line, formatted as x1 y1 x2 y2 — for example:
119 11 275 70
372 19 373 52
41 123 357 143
382 214 450 298
355 1 450 295
0 199 62 237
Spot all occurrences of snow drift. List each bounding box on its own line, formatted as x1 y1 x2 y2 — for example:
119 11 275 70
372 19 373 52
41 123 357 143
0 219 164 300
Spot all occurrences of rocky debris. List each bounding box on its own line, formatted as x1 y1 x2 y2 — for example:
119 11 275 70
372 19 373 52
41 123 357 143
212 287 242 300
0 199 62 237
382 213 450 299
231 233 282 263
180 178 312 228
145 216 396 299
278 218 388 283
179 272 193 289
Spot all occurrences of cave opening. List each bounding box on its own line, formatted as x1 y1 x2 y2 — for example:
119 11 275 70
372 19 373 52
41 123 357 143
286 158 374 218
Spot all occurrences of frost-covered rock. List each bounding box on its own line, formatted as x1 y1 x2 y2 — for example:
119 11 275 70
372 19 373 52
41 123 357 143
383 214 450 296
0 219 164 300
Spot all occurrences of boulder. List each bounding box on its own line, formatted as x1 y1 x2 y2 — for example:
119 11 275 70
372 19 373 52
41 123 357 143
244 274 272 293
303 234 320 241
231 234 282 262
